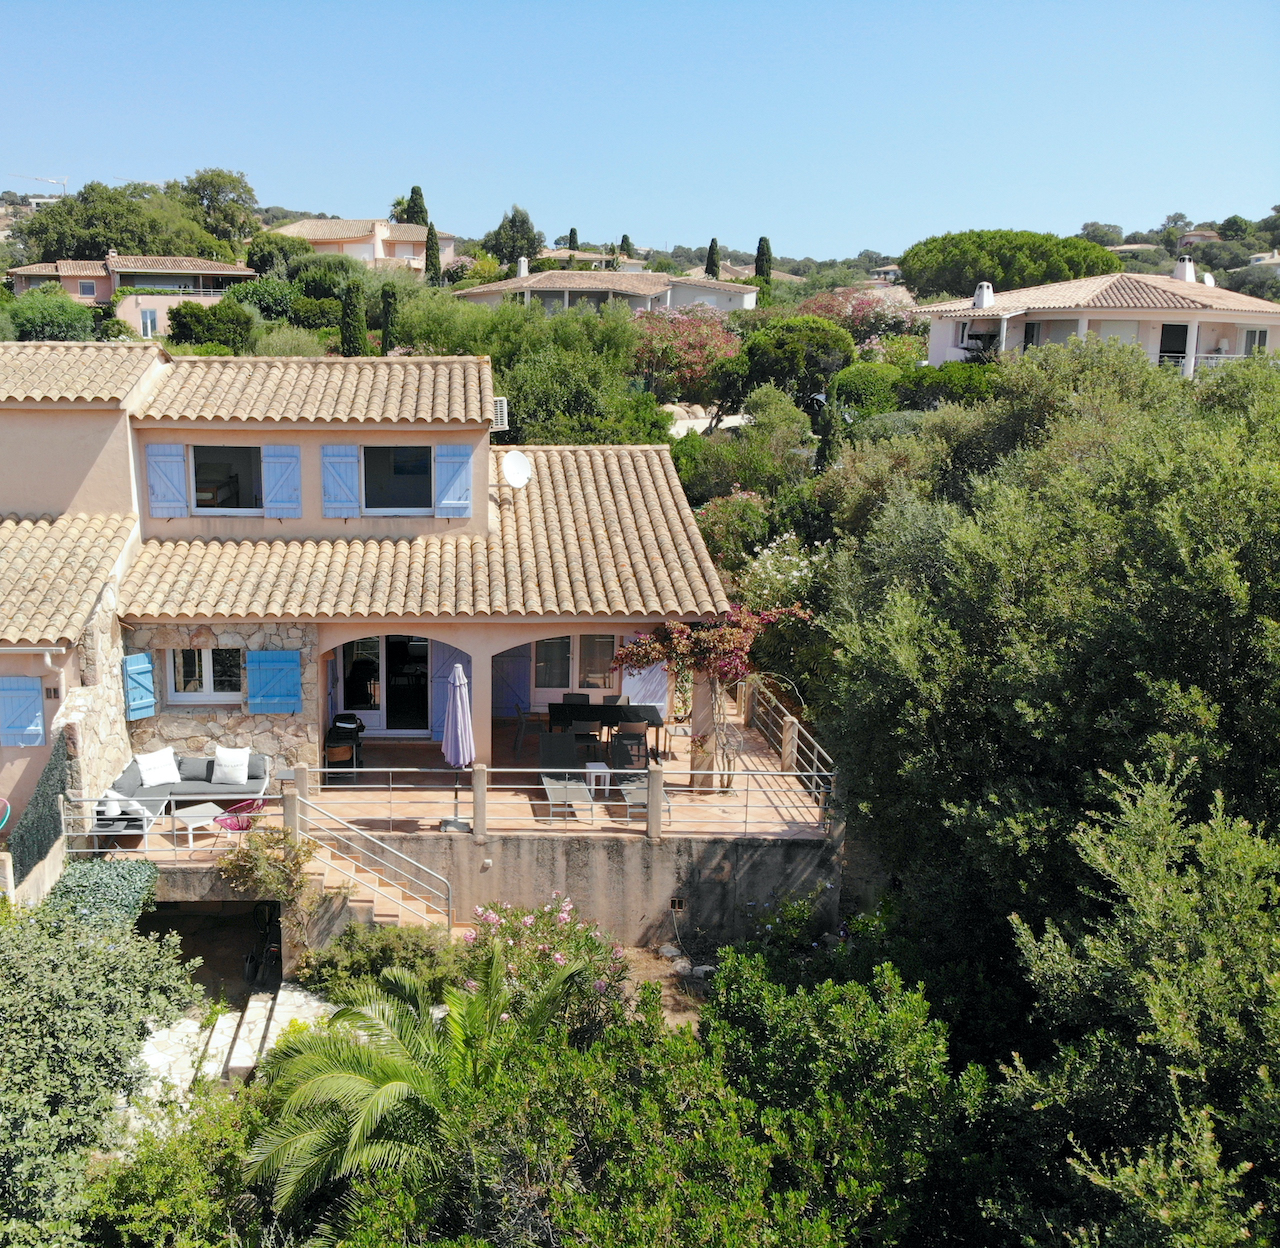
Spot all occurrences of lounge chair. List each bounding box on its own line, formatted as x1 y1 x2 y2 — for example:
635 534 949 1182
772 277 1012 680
614 771 673 826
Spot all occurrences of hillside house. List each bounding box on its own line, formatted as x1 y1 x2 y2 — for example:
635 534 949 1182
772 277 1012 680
460 264 757 312
7 252 254 337
920 263 1280 376
269 218 456 272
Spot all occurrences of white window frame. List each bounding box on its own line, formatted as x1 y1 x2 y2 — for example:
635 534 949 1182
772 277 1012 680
532 634 621 702
955 321 969 347
166 647 244 704
78 280 96 297
1243 327 1270 354
360 445 436 516
139 308 158 339
189 444 266 517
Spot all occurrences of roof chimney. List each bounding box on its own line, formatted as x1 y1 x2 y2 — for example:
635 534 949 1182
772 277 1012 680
107 248 118 257
1173 255 1196 282
517 256 529 277
973 281 994 309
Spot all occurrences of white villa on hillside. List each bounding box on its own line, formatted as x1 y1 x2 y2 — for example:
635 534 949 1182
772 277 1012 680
269 218 456 272
921 261 1280 376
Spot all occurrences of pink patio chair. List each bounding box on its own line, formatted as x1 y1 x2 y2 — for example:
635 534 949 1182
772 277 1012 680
214 799 266 833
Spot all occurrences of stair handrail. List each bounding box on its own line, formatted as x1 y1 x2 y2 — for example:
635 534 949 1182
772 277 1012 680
311 834 436 927
298 796 452 919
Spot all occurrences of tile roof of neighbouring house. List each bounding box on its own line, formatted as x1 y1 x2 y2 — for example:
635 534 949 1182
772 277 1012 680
138 356 495 423
119 447 729 621
923 272 1280 319
0 342 168 402
0 513 137 643
269 219 455 242
8 256 253 278
460 271 753 298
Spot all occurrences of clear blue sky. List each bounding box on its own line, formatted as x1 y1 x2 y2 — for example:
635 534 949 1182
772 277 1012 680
7 0 1277 259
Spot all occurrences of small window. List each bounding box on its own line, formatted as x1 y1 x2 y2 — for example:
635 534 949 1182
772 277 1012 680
535 637 571 688
140 308 158 338
1245 328 1270 354
192 445 263 511
579 635 616 690
363 446 433 513
78 280 96 297
1023 322 1042 348
955 321 968 346
169 648 243 703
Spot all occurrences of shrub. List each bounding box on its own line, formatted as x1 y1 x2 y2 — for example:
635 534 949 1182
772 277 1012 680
245 229 312 277
829 361 903 416
288 293 342 328
80 1081 266 1247
166 298 252 353
223 275 298 320
254 325 324 356
216 827 318 942
96 316 140 342
288 252 364 299
170 340 234 356
340 282 370 357
295 920 460 1002
894 360 999 409
0 309 13 341
9 283 95 340
46 859 158 924
695 490 771 573
0 905 197 1229
633 304 740 403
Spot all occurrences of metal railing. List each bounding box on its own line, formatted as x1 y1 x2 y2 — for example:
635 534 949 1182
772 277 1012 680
744 677 834 801
297 797 451 920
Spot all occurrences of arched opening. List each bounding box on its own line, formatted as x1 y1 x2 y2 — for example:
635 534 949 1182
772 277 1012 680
330 635 471 739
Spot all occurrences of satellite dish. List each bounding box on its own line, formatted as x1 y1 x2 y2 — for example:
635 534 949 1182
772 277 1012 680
503 450 531 489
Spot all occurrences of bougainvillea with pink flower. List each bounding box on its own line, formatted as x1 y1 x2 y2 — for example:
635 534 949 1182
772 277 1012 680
632 304 740 403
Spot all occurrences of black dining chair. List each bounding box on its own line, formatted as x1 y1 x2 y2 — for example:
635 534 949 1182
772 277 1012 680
570 720 603 761
562 693 590 705
603 694 630 705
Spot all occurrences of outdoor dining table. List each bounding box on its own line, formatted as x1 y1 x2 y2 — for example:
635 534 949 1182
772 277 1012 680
545 702 664 755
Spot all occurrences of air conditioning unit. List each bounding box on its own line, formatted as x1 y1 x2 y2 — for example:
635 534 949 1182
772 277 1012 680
491 396 509 431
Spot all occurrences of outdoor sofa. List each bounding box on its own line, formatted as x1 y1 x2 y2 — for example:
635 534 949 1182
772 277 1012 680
91 753 270 837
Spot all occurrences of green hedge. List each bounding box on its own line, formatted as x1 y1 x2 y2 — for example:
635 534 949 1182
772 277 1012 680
6 732 67 885
830 362 903 415
46 859 158 924
895 361 999 409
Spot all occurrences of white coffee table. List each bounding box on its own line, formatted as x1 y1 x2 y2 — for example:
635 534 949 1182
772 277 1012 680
172 802 224 847
584 762 611 797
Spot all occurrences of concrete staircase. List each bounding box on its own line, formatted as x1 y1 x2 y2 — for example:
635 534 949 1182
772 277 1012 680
305 837 449 929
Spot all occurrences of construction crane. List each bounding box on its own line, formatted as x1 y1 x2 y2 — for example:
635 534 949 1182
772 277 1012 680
7 174 68 197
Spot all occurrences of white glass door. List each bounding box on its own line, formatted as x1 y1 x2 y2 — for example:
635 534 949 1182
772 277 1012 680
339 637 384 731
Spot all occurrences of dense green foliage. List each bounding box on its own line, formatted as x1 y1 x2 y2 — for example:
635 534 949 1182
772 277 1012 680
8 284 96 340
46 860 158 924
900 228 1123 297
425 221 441 282
340 280 369 356
166 298 253 353
704 236 720 278
0 897 197 1238
756 235 772 277
4 730 69 881
481 204 544 265
245 228 313 276
402 185 429 226
222 274 297 319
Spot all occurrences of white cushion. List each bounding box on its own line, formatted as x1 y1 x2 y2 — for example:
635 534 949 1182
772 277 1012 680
211 746 250 787
104 788 148 819
134 747 181 788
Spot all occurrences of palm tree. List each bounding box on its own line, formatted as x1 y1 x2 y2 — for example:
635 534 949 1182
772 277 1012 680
246 946 585 1236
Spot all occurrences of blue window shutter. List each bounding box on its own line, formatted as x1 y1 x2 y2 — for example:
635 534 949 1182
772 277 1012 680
435 445 473 518
262 445 302 518
322 445 361 518
0 677 44 747
246 651 303 714
145 444 188 518
123 652 156 721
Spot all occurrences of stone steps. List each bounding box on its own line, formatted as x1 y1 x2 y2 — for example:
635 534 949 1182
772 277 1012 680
305 841 449 930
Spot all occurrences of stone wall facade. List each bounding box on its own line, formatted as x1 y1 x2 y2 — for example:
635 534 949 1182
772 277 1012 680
125 623 320 790
61 579 133 801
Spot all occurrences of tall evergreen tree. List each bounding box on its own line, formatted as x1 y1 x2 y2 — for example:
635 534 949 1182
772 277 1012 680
380 282 399 355
425 222 441 284
567 227 579 250
340 282 368 357
482 205 545 266
620 233 633 258
704 238 721 279
755 236 773 279
403 186 428 226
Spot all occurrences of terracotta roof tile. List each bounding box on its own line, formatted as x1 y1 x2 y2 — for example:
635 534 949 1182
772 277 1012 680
0 342 167 401
138 356 495 423
0 512 136 643
270 219 453 242
106 255 253 275
119 447 728 621
463 271 753 298
925 272 1280 318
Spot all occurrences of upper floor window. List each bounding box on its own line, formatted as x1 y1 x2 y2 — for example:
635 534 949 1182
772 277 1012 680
169 647 243 703
193 445 263 512
363 446 432 514
78 280 96 297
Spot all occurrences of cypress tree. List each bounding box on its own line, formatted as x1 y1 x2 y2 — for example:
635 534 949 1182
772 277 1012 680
704 238 720 279
567 227 578 250
620 233 633 258
340 283 368 357
380 281 399 355
425 222 441 284
404 186 428 226
755 235 772 279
